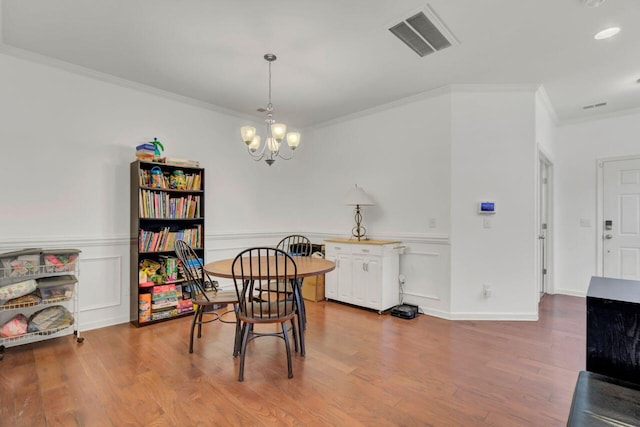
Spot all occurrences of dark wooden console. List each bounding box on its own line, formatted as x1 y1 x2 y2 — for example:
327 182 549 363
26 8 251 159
586 276 640 384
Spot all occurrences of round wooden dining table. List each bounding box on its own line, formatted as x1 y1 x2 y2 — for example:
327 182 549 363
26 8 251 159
203 255 335 279
203 255 335 357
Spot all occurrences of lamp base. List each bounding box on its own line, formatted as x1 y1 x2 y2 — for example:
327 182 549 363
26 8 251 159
352 205 367 241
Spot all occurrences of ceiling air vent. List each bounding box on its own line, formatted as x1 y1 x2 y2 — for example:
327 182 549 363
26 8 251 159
582 102 607 110
389 5 459 57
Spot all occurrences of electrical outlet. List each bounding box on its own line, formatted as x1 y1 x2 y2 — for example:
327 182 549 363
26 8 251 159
483 218 491 229
482 284 492 298
428 218 437 228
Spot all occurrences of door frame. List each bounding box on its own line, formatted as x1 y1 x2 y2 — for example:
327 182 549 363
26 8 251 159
596 154 640 276
536 147 554 297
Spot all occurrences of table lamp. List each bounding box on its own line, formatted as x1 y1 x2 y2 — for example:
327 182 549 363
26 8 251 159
343 184 375 241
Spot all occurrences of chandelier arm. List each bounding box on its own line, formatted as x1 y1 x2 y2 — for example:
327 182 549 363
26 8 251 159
246 140 269 160
274 149 294 160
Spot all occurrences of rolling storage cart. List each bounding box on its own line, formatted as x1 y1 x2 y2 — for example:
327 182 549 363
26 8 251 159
0 248 82 360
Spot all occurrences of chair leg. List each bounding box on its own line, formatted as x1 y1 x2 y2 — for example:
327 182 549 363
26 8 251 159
281 321 293 379
298 279 307 330
197 308 205 339
233 304 241 357
189 307 200 354
238 322 251 382
290 318 299 353
294 289 306 356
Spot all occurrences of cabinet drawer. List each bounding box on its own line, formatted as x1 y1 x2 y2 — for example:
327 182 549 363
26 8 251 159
325 243 350 255
351 245 384 256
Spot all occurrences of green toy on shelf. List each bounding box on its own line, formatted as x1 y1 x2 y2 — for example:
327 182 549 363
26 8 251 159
151 137 164 157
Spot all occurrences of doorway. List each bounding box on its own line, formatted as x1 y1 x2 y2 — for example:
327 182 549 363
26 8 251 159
537 151 553 300
597 156 640 279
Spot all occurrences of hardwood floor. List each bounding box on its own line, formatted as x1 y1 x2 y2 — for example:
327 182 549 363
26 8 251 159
0 294 585 426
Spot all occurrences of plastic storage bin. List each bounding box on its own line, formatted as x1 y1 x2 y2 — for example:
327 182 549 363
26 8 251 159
42 249 79 273
0 249 43 285
37 275 77 300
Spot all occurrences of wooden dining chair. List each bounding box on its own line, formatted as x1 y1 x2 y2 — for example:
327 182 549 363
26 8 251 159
277 235 312 334
233 247 299 381
277 234 313 257
174 240 241 355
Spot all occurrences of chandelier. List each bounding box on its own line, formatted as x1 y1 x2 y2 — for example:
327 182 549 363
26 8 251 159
240 54 301 166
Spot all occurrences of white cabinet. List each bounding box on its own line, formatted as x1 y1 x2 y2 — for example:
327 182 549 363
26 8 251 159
324 239 401 313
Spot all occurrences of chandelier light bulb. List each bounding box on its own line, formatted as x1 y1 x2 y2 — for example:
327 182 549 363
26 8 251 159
286 132 301 150
248 135 260 152
241 126 256 145
272 123 287 142
267 136 280 153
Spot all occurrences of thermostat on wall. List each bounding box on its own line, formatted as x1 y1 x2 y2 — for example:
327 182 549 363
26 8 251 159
478 202 495 214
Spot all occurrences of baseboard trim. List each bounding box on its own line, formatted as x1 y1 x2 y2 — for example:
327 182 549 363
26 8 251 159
449 312 539 321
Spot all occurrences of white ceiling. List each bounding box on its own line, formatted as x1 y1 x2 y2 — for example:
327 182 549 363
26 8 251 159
2 0 639 128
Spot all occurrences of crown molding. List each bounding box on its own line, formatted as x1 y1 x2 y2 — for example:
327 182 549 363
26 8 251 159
449 83 540 94
306 85 453 131
535 85 559 125
557 105 640 127
307 83 546 132
0 42 255 122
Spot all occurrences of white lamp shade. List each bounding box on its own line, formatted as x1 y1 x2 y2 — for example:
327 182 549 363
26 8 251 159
286 132 301 150
272 123 287 142
343 184 375 206
267 136 280 153
241 126 256 144
248 135 260 152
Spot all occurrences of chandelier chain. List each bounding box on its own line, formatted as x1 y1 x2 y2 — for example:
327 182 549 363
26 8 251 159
268 60 272 110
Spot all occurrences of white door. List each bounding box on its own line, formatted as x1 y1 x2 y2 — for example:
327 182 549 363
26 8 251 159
538 157 551 299
603 157 640 279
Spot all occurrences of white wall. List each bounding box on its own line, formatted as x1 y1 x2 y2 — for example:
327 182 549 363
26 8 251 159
0 48 560 328
302 91 453 317
555 111 640 295
450 88 538 319
0 50 310 329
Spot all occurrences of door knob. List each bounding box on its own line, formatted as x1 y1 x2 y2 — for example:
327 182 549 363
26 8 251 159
605 234 613 239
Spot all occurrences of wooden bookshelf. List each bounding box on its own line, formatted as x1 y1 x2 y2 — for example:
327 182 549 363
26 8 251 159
130 160 205 327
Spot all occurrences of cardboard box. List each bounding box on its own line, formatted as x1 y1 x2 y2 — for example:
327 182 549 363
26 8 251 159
301 274 325 302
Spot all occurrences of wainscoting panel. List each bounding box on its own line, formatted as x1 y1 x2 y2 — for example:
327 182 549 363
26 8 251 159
399 242 451 319
0 231 453 332
80 255 122 311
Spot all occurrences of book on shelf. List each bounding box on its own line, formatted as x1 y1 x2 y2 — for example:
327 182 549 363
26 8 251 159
138 224 202 252
136 143 156 151
139 190 201 219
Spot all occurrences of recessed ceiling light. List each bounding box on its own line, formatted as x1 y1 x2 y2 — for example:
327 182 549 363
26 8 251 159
594 27 621 40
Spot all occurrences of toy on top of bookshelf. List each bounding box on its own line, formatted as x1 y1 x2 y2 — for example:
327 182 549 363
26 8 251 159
150 137 164 157
135 137 164 161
